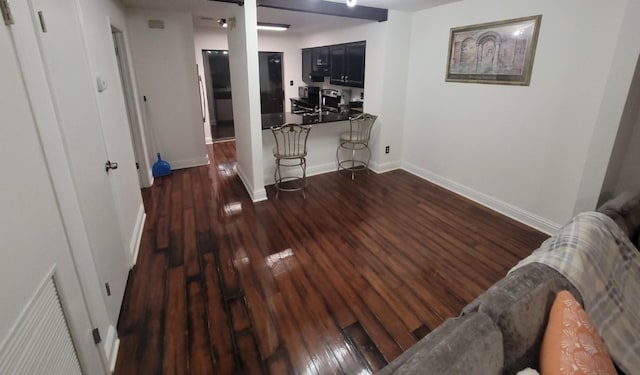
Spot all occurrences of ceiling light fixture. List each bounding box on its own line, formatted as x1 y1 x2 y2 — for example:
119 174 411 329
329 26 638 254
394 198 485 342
346 0 357 7
257 22 290 31
217 18 228 28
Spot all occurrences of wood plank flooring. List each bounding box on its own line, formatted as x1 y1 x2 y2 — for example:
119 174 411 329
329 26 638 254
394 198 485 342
114 140 548 374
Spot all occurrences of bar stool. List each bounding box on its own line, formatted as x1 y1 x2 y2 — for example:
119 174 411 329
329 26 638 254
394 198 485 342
336 113 378 179
271 123 312 199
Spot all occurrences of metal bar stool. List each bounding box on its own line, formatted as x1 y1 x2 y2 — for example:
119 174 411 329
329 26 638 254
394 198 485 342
271 123 312 199
336 113 378 179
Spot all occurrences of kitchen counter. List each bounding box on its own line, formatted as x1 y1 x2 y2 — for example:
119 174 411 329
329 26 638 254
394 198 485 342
261 111 359 130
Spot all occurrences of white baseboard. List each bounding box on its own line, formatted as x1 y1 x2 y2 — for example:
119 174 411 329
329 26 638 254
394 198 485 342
104 325 119 373
129 204 146 267
402 161 561 235
370 160 401 174
237 167 268 202
307 162 338 177
169 156 209 170
142 167 154 188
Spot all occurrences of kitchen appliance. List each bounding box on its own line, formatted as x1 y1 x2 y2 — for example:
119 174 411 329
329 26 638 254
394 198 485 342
298 86 320 101
321 89 341 112
292 86 321 114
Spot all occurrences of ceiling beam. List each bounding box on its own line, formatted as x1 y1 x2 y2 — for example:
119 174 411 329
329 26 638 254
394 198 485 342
256 0 388 22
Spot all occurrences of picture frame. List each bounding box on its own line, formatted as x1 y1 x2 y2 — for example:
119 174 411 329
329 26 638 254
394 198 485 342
446 15 542 86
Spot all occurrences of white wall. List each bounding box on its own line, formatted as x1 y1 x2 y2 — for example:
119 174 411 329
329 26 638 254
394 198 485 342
227 0 267 201
76 0 146 263
127 9 209 170
194 28 302 143
402 0 633 232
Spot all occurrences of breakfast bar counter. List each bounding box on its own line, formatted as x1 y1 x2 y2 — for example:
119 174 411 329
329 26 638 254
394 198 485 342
261 110 361 130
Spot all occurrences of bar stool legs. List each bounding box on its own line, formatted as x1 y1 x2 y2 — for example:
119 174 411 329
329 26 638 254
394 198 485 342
336 113 378 180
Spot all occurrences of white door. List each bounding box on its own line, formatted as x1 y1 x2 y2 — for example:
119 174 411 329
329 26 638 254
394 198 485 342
27 0 130 324
0 7 105 374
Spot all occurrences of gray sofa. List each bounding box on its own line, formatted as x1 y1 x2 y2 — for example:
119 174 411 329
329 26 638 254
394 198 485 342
378 191 640 374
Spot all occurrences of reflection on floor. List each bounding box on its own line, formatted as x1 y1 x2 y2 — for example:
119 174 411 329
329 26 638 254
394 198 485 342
114 141 548 374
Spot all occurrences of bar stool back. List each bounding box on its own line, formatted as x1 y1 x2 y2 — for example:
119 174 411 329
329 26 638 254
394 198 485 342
271 123 312 199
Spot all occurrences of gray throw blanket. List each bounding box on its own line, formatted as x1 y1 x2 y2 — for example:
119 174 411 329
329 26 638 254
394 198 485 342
511 211 640 374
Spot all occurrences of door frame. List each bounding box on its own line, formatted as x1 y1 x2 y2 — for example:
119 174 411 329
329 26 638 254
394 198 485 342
111 24 152 188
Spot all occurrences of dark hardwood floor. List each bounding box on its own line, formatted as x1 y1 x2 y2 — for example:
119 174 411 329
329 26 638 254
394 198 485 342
114 141 548 374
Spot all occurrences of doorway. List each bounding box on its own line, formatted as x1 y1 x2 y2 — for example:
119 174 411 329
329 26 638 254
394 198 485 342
258 51 285 114
203 50 235 141
202 50 285 141
111 26 149 188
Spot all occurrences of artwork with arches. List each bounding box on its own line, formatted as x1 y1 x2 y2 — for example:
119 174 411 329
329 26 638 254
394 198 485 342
446 15 542 85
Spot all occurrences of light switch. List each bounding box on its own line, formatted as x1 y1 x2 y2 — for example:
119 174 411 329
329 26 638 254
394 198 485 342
96 77 108 92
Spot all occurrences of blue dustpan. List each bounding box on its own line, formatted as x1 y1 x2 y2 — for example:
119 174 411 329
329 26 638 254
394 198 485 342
152 153 172 177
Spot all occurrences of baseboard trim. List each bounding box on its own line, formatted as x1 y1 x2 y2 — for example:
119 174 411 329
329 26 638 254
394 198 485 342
401 162 561 235
169 156 209 170
129 204 146 267
105 325 119 373
307 162 337 177
237 167 268 202
370 160 401 174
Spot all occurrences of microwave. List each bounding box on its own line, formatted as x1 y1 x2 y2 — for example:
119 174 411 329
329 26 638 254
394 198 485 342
299 86 320 100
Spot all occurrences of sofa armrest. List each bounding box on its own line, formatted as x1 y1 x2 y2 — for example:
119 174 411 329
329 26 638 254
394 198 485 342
462 263 582 374
376 312 503 375
597 190 640 245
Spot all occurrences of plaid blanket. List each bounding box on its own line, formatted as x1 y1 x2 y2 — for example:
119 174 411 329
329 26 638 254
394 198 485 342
511 211 640 373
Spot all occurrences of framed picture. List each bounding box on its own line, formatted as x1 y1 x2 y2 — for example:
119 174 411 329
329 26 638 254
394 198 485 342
446 15 542 85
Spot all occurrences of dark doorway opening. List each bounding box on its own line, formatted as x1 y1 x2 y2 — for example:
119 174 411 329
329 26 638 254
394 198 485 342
202 50 285 142
203 50 235 141
258 51 284 115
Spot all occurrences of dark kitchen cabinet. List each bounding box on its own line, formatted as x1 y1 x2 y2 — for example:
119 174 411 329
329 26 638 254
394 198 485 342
329 41 366 88
302 48 313 83
312 46 330 76
302 47 328 82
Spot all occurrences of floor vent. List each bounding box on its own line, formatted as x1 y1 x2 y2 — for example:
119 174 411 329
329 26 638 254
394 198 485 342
0 275 82 374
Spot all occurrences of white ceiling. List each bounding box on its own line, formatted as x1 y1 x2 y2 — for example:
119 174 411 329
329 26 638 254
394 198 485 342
120 0 460 34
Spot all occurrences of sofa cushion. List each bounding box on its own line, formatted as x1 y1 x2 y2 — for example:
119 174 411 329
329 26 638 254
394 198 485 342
377 312 503 375
462 263 582 374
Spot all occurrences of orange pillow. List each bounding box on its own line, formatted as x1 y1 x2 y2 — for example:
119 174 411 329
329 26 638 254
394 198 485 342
540 290 617 375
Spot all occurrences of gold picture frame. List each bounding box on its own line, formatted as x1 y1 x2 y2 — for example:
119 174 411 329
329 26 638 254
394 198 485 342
446 15 542 86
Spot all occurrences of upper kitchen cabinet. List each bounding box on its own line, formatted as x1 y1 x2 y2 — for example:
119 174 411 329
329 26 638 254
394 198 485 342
302 48 314 83
330 41 366 88
302 47 330 83
312 46 330 76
